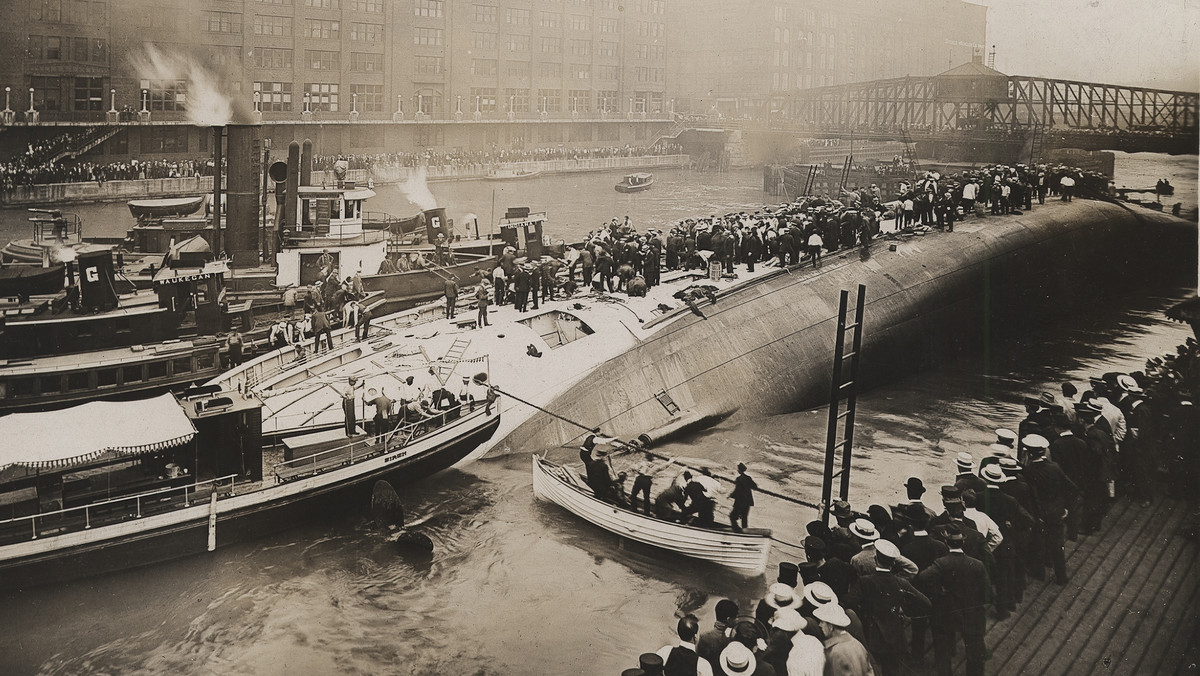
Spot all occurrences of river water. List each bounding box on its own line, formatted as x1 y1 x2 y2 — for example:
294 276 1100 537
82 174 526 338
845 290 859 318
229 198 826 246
0 155 1196 675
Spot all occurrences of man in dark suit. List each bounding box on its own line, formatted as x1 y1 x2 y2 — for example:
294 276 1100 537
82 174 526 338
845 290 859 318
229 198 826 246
979 464 1033 615
999 453 1041 585
917 526 990 676
900 505 947 659
1077 400 1117 533
1023 437 1079 584
805 536 858 601
845 540 931 676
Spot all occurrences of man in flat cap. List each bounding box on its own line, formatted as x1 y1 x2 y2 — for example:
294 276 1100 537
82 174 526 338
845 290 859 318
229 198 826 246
1023 434 1078 584
917 526 989 676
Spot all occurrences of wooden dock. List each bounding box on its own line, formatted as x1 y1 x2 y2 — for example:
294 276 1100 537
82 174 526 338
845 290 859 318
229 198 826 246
940 496 1199 675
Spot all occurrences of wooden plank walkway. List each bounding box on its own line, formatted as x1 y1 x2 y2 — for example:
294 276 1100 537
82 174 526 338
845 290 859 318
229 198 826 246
924 496 1199 675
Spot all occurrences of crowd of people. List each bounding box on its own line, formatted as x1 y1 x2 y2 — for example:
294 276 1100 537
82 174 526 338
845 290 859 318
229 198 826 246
1 152 219 189
312 143 682 173
618 345 1197 676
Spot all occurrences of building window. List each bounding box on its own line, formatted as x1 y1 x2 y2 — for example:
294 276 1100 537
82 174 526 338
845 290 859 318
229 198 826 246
351 0 382 11
414 0 443 18
253 81 292 111
146 79 187 112
505 7 529 25
202 10 242 33
572 64 591 80
507 34 530 52
598 0 618 9
350 22 382 41
415 56 443 75
350 84 382 112
569 0 592 6
650 44 664 60
34 0 63 22
210 45 241 69
415 126 444 147
415 89 441 114
537 88 561 113
505 88 529 112
540 37 562 54
568 89 590 113
598 41 617 57
470 87 497 113
254 15 293 37
30 76 64 111
472 32 497 50
471 59 498 77
306 19 339 39
305 83 338 111
255 47 293 69
303 0 339 6
539 12 560 28
569 40 591 57
597 65 618 80
91 38 108 63
507 60 531 78
256 0 292 4
351 52 383 72
598 18 618 33
596 90 618 112
569 15 590 31
305 50 339 70
414 27 443 46
473 4 496 22
537 62 562 79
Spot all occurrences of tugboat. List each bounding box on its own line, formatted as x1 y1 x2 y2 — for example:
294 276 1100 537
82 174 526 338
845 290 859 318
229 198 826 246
0 209 109 264
615 172 655 193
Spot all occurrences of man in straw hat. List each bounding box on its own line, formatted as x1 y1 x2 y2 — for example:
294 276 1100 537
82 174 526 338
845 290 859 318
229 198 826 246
813 603 874 676
718 641 765 676
755 582 800 629
849 519 918 579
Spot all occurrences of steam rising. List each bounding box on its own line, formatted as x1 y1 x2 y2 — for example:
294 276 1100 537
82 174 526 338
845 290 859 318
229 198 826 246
398 167 438 211
130 45 240 126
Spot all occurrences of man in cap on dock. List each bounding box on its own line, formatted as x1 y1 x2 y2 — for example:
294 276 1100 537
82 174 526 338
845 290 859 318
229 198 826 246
1023 434 1078 584
916 526 989 676
849 519 918 579
846 539 931 676
1076 400 1115 533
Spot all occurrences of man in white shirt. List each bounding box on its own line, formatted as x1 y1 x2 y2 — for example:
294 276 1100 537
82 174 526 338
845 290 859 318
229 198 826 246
961 489 1003 553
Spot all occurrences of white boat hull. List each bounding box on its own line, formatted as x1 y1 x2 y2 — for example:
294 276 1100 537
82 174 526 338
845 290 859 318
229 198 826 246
531 455 771 573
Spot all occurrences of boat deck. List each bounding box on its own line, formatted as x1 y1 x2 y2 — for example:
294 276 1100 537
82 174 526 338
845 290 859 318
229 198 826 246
938 496 1198 675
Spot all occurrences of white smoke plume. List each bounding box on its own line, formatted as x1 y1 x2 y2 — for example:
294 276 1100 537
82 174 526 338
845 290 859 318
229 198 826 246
398 167 439 211
129 45 235 127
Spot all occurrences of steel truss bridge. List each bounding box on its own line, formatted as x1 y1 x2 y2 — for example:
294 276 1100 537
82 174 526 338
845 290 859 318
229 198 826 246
785 74 1199 156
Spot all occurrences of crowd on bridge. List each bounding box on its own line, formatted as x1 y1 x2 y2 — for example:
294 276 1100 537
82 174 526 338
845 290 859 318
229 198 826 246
617 342 1196 676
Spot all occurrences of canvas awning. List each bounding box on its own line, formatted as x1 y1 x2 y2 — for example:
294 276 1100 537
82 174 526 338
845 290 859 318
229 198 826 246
0 394 196 471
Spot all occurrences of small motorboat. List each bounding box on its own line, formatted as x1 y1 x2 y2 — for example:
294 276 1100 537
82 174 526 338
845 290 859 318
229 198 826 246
127 196 206 220
531 454 772 573
615 173 655 193
485 168 543 181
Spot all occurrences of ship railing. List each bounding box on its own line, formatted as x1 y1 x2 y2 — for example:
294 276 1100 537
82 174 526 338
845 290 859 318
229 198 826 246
270 401 490 483
0 474 239 546
30 213 83 245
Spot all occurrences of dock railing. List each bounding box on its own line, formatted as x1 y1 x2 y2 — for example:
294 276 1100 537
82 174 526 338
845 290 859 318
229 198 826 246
0 474 238 546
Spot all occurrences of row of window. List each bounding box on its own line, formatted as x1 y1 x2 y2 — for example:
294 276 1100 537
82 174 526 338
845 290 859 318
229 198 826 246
28 75 105 112
31 0 107 25
252 48 381 72
253 82 384 111
247 16 384 40
457 60 633 81
459 88 662 113
26 35 108 63
255 0 383 10
2 352 218 401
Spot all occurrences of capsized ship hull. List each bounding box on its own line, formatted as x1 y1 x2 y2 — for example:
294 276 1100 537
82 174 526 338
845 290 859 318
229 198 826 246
492 200 1195 455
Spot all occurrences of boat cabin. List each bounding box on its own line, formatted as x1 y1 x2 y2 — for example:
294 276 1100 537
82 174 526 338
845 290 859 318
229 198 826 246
0 392 262 528
624 173 652 187
276 184 388 288
496 208 549 259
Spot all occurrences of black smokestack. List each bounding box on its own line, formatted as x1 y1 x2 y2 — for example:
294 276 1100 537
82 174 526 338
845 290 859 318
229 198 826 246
211 127 223 255
284 141 300 233
225 124 262 267
300 138 313 226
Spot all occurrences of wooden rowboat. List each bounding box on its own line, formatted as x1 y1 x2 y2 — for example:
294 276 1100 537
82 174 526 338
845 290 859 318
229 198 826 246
531 455 772 573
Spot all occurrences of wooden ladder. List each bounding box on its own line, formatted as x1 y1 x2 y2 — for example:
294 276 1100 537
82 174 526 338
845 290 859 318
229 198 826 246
426 336 472 385
821 284 866 522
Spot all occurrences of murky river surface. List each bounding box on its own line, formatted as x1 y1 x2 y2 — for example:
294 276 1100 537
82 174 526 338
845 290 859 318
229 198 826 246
0 153 1195 675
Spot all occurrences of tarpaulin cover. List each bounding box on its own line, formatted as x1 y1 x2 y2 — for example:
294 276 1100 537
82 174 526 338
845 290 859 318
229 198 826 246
0 394 196 470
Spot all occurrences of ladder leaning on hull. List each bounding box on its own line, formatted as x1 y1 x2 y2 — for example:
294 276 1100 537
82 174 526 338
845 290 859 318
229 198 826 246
821 284 866 523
